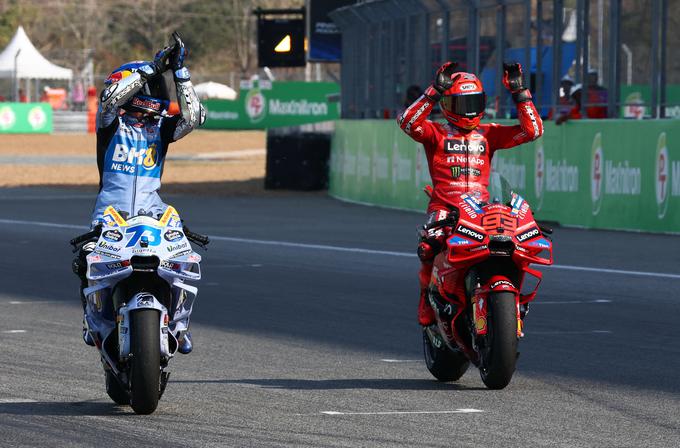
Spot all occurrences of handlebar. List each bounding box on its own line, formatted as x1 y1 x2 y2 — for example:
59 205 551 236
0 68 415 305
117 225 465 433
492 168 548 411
538 223 553 235
423 209 459 231
71 222 210 252
70 224 102 252
183 226 210 249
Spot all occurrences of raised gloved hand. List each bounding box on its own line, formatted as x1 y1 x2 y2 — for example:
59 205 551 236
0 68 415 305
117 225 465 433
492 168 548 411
151 44 174 74
170 31 186 70
503 61 532 103
170 31 190 81
502 62 524 92
424 61 458 101
433 61 459 94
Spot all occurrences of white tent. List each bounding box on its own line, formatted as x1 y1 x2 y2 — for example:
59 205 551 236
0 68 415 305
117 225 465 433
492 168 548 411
0 26 73 102
0 26 72 80
194 81 237 100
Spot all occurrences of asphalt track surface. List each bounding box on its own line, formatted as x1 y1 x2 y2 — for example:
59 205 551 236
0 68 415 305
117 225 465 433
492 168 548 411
1 187 679 447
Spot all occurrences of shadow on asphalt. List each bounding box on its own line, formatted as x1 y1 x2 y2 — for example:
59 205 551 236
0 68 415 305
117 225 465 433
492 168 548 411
0 400 132 416
171 378 486 391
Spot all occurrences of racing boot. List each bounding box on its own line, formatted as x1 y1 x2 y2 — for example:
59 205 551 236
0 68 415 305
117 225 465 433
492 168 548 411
418 261 436 326
178 331 193 354
418 289 436 326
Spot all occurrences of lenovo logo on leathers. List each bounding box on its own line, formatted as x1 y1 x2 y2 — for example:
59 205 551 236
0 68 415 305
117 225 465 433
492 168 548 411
445 139 486 155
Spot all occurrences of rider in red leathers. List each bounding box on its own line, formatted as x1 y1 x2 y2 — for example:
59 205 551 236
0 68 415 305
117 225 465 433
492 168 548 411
397 61 543 327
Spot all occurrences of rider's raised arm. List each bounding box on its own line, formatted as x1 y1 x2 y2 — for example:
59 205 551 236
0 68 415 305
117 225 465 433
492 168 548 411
96 72 146 129
485 62 543 150
397 62 458 146
170 71 204 141
396 88 439 145
485 97 543 150
167 34 205 142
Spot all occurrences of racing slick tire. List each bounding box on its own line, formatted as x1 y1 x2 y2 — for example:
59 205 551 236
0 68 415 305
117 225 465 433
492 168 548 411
479 291 518 389
129 309 161 414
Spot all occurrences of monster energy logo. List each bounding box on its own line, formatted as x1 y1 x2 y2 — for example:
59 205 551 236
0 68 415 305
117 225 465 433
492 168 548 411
451 166 481 179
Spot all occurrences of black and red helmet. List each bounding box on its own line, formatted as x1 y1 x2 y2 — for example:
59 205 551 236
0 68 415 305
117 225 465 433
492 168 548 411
440 72 486 130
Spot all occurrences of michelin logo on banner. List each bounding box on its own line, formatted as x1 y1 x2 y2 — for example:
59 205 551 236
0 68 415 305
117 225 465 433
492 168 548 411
591 132 642 216
245 85 329 124
534 142 580 211
656 132 680 220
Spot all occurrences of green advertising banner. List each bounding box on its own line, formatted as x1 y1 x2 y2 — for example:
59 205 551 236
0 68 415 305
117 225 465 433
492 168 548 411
0 103 52 133
203 80 340 130
620 85 680 119
330 119 680 233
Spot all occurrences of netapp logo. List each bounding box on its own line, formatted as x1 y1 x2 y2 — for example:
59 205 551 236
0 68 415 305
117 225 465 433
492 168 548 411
517 227 540 242
456 225 485 242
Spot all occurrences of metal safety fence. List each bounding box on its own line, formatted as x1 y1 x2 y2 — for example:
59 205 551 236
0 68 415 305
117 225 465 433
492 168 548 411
329 0 679 120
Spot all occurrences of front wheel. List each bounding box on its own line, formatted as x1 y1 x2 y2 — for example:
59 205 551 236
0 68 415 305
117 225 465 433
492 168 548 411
479 291 518 390
423 328 470 382
129 309 161 414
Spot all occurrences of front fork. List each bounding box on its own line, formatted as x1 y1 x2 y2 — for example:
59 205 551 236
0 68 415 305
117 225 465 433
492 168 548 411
471 275 522 338
117 292 174 362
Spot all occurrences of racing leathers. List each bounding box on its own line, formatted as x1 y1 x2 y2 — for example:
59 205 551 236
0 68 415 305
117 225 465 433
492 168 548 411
91 68 204 225
397 86 543 326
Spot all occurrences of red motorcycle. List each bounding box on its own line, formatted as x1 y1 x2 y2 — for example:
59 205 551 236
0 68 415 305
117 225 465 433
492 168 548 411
422 174 553 389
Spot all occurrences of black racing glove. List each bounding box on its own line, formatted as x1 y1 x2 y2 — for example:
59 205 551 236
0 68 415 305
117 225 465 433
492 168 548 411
425 61 459 101
503 61 532 103
151 44 174 75
170 31 190 81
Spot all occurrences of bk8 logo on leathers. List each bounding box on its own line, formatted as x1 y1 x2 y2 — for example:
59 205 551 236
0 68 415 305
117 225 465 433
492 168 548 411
108 143 160 176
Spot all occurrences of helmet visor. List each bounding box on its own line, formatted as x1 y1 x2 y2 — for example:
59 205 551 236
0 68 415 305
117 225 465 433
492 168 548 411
441 93 486 117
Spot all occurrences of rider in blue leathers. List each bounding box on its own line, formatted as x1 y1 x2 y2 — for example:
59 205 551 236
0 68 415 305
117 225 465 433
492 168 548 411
92 34 204 224
74 33 204 353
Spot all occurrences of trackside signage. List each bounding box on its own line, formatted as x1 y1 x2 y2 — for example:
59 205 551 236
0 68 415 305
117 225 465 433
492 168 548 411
202 81 339 129
0 103 52 133
329 119 680 233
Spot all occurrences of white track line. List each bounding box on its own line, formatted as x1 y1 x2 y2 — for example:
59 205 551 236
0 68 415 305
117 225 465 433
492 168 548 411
539 299 612 304
0 218 86 230
210 235 413 257
1 218 679 280
0 194 95 201
9 300 57 305
530 330 612 335
2 330 27 334
0 398 37 403
380 359 420 363
321 409 483 416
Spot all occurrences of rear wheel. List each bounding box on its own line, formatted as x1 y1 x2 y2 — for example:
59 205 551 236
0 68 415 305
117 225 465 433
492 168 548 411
423 328 470 382
129 309 161 414
479 292 518 389
105 370 129 405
